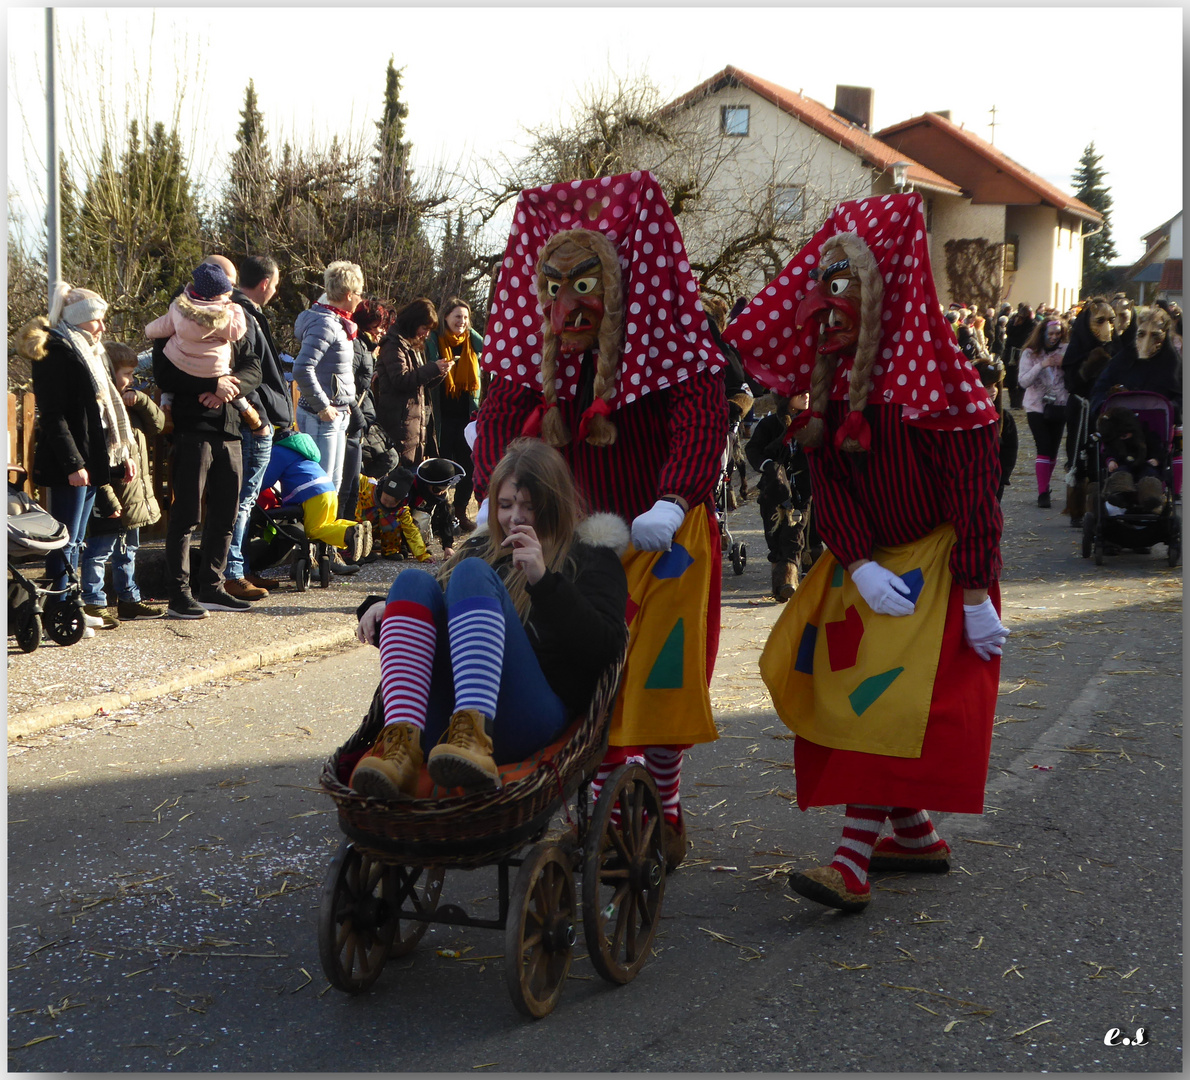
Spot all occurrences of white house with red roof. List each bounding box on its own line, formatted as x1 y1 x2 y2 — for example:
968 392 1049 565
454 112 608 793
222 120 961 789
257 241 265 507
665 66 1102 308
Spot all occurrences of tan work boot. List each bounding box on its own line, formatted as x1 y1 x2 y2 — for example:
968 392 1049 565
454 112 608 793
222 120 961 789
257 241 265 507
427 709 499 791
349 721 424 800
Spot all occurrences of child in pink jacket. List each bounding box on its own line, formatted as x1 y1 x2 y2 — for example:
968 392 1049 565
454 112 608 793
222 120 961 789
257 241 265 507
145 262 264 431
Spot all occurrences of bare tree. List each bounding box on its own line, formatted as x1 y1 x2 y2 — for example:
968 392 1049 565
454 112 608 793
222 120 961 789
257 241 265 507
465 72 875 304
943 238 1005 312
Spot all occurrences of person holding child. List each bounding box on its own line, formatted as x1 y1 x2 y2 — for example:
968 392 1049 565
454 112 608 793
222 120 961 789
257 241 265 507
349 438 629 799
79 342 166 623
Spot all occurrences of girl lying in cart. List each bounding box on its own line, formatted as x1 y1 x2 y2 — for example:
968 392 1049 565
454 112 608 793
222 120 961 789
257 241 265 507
350 438 630 799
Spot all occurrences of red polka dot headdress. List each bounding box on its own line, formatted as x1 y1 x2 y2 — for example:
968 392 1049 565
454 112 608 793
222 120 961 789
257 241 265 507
723 192 995 437
481 171 724 436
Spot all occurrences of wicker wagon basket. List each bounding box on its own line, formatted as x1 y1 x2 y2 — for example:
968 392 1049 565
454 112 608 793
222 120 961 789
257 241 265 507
319 654 624 869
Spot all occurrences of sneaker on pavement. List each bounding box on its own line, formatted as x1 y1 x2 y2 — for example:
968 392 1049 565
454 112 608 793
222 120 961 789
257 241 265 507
350 721 424 800
83 604 119 630
197 587 252 612
116 598 165 620
224 577 268 601
81 626 96 639
427 709 500 791
344 523 365 563
329 550 361 576
167 594 209 620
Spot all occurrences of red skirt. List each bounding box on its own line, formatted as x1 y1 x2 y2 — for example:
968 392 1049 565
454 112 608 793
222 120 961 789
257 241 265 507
793 580 1000 812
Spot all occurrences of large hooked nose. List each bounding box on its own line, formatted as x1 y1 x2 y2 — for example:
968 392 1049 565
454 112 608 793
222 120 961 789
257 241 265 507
550 289 580 335
795 281 831 330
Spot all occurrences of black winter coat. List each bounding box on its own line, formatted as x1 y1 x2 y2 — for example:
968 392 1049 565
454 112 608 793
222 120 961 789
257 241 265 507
20 320 121 489
233 289 292 429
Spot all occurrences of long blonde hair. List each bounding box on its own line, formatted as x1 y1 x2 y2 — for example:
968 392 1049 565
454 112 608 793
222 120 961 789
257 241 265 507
437 438 584 621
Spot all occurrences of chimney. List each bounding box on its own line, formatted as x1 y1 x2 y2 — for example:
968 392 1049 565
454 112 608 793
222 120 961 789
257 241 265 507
834 85 874 130
933 110 952 122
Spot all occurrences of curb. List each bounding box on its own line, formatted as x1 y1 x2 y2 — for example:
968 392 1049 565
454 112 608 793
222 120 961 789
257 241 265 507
8 626 360 741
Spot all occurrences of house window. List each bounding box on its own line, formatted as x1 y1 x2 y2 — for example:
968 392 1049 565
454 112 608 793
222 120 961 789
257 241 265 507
774 184 804 224
1003 237 1018 273
721 105 750 137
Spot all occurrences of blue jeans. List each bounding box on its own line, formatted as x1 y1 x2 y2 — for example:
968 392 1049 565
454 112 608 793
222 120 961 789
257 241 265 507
225 422 274 580
45 484 96 593
81 527 141 606
296 405 348 493
385 561 571 762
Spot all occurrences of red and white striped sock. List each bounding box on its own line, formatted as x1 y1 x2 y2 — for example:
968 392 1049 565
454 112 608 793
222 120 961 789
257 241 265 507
643 746 683 826
830 805 890 892
887 808 944 852
589 746 643 825
1035 456 1055 494
378 600 437 731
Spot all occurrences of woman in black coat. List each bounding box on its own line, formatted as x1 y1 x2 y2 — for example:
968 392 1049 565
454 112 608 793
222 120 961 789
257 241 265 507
16 284 136 597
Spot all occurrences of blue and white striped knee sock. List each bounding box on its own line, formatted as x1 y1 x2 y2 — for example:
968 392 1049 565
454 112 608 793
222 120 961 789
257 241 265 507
447 595 504 720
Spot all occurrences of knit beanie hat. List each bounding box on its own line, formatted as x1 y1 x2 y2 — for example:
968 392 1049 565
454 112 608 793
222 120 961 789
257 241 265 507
191 262 234 300
61 287 107 326
378 467 414 504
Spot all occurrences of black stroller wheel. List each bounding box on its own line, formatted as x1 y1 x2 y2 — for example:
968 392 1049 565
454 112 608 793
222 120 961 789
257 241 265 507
15 613 41 653
319 547 332 589
44 600 86 646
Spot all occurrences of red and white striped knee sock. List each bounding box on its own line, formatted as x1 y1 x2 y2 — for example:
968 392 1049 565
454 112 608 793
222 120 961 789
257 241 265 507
830 805 890 892
378 601 437 730
589 746 644 824
643 746 683 826
887 808 944 852
1035 456 1055 494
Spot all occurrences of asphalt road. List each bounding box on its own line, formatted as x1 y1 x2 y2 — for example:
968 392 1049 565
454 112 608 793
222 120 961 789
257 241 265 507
8 454 1182 1072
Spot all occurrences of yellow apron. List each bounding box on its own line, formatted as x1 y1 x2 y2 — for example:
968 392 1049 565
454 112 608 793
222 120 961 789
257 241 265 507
759 525 956 758
608 509 718 747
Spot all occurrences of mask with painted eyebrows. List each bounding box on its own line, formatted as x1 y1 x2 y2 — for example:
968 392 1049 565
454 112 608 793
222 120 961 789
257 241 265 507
537 233 614 356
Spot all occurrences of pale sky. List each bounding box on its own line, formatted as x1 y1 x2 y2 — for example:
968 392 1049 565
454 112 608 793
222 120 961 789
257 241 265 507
6 5 1185 264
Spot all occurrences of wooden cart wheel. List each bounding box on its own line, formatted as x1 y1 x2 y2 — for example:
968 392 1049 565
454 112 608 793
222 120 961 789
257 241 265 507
318 841 442 993
504 842 576 1019
581 763 666 985
387 862 445 958
15 613 41 653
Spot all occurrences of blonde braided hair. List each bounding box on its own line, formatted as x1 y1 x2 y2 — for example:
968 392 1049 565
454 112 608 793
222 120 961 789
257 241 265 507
798 232 884 458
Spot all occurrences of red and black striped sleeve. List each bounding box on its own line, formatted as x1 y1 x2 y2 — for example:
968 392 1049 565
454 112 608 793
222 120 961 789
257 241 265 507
806 439 877 569
912 423 1003 589
472 376 541 501
655 369 730 508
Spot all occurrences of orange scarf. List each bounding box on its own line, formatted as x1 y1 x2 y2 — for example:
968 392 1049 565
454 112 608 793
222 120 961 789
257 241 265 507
439 329 479 397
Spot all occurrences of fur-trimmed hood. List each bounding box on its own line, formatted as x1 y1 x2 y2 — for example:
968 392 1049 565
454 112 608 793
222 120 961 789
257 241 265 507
175 289 234 331
575 512 631 556
467 511 631 558
15 316 52 362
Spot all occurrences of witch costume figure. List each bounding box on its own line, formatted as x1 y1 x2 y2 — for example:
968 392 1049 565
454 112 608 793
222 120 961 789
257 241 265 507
723 193 1009 912
471 171 729 871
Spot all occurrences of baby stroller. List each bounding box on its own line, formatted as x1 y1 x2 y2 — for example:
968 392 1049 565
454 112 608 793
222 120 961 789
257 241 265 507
245 497 332 591
317 649 669 1019
1081 391 1181 567
7 466 87 652
716 432 747 577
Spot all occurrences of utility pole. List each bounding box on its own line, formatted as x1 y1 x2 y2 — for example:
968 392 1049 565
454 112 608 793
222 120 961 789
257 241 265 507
988 105 998 146
46 8 61 304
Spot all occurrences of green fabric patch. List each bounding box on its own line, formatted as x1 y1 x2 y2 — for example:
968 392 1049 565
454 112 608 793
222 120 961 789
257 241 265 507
831 565 845 588
644 618 685 690
849 667 905 716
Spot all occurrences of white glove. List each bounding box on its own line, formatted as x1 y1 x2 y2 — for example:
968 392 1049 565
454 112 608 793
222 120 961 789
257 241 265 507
630 499 686 551
850 560 916 617
963 597 1009 661
474 497 489 529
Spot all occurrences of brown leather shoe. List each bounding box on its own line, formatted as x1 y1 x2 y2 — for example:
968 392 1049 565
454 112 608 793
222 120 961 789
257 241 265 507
224 578 268 601
662 808 688 872
427 709 499 791
788 865 871 912
244 573 279 592
350 721 424 800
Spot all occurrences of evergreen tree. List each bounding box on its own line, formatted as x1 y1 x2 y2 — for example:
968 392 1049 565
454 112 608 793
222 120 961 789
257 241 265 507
374 57 410 194
1072 142 1117 296
226 80 273 255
